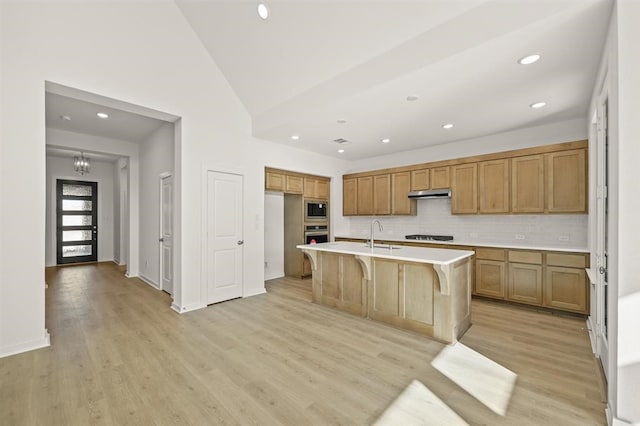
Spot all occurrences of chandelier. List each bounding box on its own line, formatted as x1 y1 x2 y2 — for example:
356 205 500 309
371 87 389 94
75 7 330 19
73 153 91 175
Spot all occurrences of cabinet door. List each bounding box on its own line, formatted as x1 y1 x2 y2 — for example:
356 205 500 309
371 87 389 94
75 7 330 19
392 172 415 215
431 167 450 189
343 178 357 216
478 159 509 213
316 178 329 200
546 149 587 213
508 263 542 305
451 163 478 214
511 155 544 213
475 259 506 298
544 266 587 313
373 174 391 215
410 169 430 191
303 177 316 198
286 175 303 194
357 176 374 215
265 171 285 191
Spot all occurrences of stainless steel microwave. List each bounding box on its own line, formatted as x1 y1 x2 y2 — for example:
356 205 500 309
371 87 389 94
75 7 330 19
305 200 327 221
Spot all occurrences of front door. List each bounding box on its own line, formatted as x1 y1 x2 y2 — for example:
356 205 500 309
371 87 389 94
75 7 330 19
206 171 243 304
160 174 173 295
56 179 98 264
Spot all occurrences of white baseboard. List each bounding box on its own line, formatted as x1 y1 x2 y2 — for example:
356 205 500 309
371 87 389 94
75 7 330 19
171 302 204 314
244 288 267 297
586 317 597 354
265 271 285 280
0 329 50 358
139 274 160 290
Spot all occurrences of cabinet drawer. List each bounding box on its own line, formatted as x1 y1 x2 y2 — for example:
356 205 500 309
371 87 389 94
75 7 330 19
546 253 586 268
475 247 506 261
508 250 542 265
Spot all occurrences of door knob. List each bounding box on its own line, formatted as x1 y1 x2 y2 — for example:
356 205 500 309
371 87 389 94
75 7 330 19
237 240 244 245
599 266 606 274
159 238 164 242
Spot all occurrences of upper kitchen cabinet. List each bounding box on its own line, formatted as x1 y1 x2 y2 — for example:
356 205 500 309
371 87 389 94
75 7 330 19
431 167 451 189
286 175 304 194
391 172 416 215
451 163 478 214
373 174 391 215
304 177 329 200
357 176 374 215
511 154 545 213
265 170 285 191
343 177 358 216
478 159 510 214
410 169 430 191
546 149 587 213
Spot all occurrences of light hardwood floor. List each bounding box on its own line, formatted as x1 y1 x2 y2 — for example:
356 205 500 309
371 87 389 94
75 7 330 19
0 263 606 425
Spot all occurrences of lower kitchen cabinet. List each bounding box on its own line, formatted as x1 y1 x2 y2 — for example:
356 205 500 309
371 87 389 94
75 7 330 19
475 259 506 299
508 263 542 305
544 266 587 313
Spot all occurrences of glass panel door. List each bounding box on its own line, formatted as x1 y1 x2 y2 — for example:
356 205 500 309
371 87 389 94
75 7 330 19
56 180 98 264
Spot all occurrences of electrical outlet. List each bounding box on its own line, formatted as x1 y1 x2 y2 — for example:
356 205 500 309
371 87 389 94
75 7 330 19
469 233 479 238
558 236 570 241
515 234 525 240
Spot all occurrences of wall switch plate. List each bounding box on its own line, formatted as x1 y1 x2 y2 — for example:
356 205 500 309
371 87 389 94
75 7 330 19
559 236 570 241
515 234 525 240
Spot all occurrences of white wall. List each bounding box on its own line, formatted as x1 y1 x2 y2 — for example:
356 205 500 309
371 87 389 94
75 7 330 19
264 192 284 280
45 155 115 266
139 122 174 287
1 1 248 354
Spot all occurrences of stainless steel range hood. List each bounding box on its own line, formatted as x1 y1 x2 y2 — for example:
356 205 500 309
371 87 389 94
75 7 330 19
407 188 452 199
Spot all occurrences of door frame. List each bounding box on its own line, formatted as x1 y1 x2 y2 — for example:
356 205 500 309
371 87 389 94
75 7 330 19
201 164 245 308
55 179 98 264
159 171 173 296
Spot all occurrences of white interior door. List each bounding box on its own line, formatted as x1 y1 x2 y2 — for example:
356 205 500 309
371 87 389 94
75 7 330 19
160 174 173 296
207 171 243 304
595 95 609 379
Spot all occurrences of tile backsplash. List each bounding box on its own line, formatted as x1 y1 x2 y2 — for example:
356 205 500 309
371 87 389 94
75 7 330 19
347 198 588 250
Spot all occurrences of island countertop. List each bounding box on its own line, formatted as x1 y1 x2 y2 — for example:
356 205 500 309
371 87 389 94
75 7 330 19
297 241 474 266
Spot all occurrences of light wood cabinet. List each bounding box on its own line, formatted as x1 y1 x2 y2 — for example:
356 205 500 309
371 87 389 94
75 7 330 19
478 159 509 213
316 252 366 316
357 176 374 215
475 259 506 298
304 177 329 199
286 175 303 194
392 172 416 215
373 174 391 215
546 149 587 213
544 266 587 313
410 169 430 191
431 167 450 189
511 154 544 213
343 177 357 216
452 163 478 214
265 171 285 191
508 255 542 305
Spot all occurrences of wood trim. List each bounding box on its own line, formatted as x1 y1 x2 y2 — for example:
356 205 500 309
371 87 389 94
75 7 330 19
343 140 588 179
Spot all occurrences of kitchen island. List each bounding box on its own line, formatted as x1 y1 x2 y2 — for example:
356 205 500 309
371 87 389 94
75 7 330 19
297 241 474 344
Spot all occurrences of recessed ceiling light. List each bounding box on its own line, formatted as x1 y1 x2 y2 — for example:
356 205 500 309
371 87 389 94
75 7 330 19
257 3 269 20
442 123 454 129
519 54 541 65
96 112 109 119
381 138 390 143
291 135 300 140
60 115 71 121
337 119 347 124
530 102 546 109
406 95 419 102
338 149 345 153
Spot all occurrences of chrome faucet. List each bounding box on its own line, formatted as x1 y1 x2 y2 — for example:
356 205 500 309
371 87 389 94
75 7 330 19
368 219 383 248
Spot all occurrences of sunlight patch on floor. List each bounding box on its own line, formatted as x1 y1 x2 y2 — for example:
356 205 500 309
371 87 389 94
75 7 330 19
431 342 517 416
374 379 469 426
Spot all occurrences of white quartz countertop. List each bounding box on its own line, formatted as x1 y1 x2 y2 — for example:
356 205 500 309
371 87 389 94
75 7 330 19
334 235 588 253
297 241 474 266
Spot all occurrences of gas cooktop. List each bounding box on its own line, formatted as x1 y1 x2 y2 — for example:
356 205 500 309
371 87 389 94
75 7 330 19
405 234 454 241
